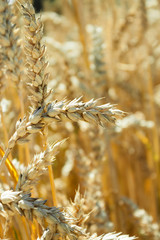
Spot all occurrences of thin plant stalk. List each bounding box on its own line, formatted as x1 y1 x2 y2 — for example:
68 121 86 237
0 106 8 147
147 65 160 214
0 148 30 239
48 165 58 206
42 128 58 206
135 130 158 220
71 0 90 71
18 84 31 165
16 216 30 240
105 133 125 231
31 219 39 240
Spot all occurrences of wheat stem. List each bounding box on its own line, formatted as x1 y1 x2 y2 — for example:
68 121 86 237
48 165 58 207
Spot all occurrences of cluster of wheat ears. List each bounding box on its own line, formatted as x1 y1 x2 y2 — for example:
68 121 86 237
0 0 160 239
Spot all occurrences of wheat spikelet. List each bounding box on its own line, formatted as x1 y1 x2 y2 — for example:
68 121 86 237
20 2 50 108
88 232 136 240
0 98 125 170
69 189 90 228
87 25 106 78
0 189 136 239
16 140 64 192
0 0 23 84
0 190 85 240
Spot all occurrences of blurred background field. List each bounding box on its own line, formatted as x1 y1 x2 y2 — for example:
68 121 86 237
1 0 160 239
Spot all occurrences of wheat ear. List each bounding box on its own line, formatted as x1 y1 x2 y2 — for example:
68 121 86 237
20 2 50 108
16 140 64 192
0 190 85 240
0 0 23 84
0 98 125 170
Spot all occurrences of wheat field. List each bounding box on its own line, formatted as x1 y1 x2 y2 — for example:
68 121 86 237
0 0 160 239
